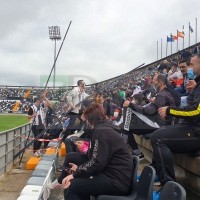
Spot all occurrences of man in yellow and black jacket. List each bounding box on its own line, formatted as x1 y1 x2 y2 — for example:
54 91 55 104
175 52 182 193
151 53 200 186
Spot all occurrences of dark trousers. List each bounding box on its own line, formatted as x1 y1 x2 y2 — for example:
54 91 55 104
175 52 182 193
122 129 139 151
58 152 88 184
151 124 200 185
65 137 90 154
63 112 81 141
46 116 53 127
64 173 127 200
32 124 45 151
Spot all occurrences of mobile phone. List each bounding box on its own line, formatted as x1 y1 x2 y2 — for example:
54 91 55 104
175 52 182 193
62 166 71 170
61 166 74 171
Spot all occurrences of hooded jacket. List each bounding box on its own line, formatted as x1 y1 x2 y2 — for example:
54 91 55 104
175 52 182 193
73 119 133 193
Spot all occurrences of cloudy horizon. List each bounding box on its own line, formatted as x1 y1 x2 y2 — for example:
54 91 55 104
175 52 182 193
0 0 199 87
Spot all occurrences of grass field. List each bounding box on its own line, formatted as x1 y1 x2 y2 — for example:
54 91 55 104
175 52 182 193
0 115 30 132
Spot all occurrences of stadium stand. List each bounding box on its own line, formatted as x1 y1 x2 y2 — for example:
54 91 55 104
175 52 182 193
2 42 200 199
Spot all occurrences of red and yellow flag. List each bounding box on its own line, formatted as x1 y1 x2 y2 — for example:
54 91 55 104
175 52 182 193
177 31 185 38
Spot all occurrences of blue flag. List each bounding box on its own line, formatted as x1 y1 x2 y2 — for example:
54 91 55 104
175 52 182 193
167 36 174 42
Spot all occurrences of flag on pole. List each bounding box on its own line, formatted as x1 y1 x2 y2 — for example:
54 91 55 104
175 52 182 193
167 36 174 42
177 31 185 38
171 35 178 40
189 24 194 33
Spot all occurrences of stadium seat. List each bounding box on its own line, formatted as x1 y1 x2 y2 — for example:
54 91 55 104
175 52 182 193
20 185 42 196
26 156 41 170
26 177 46 186
58 142 66 156
159 181 186 200
31 169 49 177
17 196 39 200
47 141 59 147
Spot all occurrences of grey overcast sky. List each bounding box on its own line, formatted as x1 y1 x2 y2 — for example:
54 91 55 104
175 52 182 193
0 0 199 86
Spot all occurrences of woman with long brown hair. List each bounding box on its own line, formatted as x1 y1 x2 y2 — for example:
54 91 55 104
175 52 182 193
61 102 133 200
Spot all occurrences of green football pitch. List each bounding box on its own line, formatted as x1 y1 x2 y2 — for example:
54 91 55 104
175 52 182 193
0 115 30 132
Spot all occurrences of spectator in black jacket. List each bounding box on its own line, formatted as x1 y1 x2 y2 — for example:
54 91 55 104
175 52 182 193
45 105 55 126
122 75 177 159
48 103 133 200
110 88 124 107
141 83 156 103
152 53 200 185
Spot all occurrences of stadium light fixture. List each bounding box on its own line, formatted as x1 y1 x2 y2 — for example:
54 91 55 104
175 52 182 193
48 26 61 88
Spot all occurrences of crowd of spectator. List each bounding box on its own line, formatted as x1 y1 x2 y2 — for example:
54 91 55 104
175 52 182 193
0 100 16 112
1 44 200 199
43 48 200 199
0 88 28 98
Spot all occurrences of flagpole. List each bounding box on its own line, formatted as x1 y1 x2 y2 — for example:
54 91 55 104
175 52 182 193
170 33 172 55
157 41 158 61
183 25 184 49
166 37 168 56
196 18 197 44
161 38 162 59
177 30 178 52
189 22 190 46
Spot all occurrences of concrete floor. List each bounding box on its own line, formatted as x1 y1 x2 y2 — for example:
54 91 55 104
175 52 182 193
0 151 34 200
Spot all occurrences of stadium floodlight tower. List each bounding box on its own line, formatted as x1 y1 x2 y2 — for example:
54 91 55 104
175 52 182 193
48 26 61 89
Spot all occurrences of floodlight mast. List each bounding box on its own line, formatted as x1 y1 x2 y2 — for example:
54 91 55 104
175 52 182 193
48 26 61 88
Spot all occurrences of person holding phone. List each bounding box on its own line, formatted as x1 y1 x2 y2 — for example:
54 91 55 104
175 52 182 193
47 103 133 200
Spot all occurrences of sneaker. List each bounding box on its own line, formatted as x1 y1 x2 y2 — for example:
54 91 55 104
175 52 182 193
33 151 40 158
47 179 63 189
56 166 63 172
39 149 46 155
154 175 161 186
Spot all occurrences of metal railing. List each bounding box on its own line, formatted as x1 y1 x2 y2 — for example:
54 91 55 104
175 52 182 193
0 123 31 176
